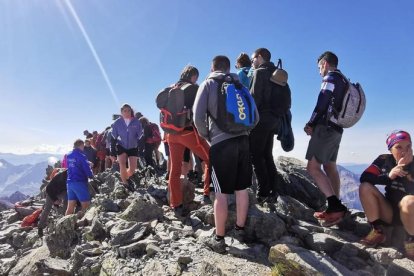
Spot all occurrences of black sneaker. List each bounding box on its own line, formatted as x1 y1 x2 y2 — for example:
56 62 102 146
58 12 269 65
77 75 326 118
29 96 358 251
205 236 227 254
37 227 44 238
125 178 136 192
173 204 187 217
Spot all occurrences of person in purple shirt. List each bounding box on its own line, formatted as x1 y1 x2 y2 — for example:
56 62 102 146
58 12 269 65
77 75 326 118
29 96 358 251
65 139 94 216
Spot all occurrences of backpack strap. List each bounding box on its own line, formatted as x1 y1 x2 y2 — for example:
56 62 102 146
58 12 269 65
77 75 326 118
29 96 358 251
276 59 283 69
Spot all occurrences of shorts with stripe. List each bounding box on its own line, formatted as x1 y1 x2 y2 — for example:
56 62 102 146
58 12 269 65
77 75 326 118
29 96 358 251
210 135 252 194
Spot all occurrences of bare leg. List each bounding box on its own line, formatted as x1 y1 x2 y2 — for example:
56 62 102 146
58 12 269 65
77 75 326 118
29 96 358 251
214 193 228 236
118 153 128 183
307 157 335 197
359 182 393 223
127 156 138 178
65 200 77 215
323 162 341 197
235 189 249 227
399 195 414 235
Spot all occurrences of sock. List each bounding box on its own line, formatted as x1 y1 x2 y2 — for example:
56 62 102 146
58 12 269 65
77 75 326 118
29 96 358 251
370 219 388 232
235 224 244 231
215 235 224 241
326 196 346 212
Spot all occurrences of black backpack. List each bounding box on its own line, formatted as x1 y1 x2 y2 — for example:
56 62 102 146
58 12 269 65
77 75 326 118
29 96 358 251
156 83 192 134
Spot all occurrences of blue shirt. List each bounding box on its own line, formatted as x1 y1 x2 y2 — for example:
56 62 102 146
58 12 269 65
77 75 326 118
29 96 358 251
66 148 93 183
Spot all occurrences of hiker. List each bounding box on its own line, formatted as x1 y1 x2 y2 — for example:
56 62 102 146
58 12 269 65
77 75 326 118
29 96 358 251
84 139 98 174
95 127 109 173
138 117 161 168
38 168 68 237
105 127 113 170
83 130 93 139
304 51 348 227
156 65 211 215
235 52 252 88
110 103 143 191
249 48 288 203
193 55 258 253
359 130 414 259
65 139 94 216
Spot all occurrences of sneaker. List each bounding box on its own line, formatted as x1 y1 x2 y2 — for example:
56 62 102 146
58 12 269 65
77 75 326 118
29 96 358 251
314 210 327 220
37 227 44 238
230 228 246 244
205 236 227 254
173 204 187 217
125 179 135 192
404 240 414 261
202 195 212 205
360 229 386 247
320 210 347 227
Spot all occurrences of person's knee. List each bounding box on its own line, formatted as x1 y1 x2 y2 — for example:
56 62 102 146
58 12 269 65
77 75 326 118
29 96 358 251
400 195 414 212
359 182 374 195
306 159 320 176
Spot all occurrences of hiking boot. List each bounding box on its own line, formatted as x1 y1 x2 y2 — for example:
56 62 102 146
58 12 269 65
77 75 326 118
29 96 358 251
202 195 212 205
360 229 386 247
320 210 347 227
205 236 227 254
405 240 414 261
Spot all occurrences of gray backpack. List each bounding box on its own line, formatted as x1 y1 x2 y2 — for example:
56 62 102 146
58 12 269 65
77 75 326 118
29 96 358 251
329 72 366 128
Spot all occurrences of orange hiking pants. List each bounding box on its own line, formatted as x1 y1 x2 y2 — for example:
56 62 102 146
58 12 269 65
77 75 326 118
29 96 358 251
167 130 210 207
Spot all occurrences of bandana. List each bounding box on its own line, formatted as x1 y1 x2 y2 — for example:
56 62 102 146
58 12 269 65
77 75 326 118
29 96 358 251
386 130 411 150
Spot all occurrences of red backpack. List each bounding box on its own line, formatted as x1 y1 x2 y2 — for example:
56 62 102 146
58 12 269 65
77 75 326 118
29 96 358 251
21 207 43 227
147 123 162 144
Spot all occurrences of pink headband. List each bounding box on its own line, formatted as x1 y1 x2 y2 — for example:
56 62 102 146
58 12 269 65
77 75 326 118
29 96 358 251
386 130 411 150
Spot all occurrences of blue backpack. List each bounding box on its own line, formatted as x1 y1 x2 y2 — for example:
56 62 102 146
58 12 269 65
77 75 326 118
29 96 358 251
210 74 258 134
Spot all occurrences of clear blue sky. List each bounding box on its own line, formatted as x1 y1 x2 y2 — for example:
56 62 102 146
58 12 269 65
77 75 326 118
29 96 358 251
0 0 413 163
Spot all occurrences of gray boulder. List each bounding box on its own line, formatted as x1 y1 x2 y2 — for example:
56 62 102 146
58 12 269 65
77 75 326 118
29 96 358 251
118 197 163 222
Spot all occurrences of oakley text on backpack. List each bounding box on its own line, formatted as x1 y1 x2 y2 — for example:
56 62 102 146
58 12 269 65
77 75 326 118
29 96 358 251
210 74 258 134
329 72 366 128
156 83 192 134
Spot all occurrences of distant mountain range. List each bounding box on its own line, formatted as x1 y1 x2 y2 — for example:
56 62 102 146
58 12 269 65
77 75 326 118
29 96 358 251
0 152 63 198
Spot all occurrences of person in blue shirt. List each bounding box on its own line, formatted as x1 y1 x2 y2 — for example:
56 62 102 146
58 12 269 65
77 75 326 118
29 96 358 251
235 52 252 89
65 139 94 215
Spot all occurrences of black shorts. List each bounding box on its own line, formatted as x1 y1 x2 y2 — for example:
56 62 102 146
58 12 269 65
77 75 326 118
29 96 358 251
210 135 252 194
116 145 138 157
183 148 191 162
164 142 170 157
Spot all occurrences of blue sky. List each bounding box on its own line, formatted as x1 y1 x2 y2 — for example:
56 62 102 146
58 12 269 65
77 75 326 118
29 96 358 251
0 0 413 164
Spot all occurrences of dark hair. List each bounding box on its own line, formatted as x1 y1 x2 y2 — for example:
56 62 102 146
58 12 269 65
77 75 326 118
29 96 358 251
212 55 230 72
254 48 271 62
318 51 338 67
73 139 84 149
236 53 251 68
180 65 199 82
139 116 150 126
120 103 134 117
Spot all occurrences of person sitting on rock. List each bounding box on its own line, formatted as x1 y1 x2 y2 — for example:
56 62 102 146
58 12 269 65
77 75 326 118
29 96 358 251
65 139 94 216
359 130 414 260
38 168 68 237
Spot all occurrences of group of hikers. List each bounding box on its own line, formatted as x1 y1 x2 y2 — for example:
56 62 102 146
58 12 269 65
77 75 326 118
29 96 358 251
39 48 414 260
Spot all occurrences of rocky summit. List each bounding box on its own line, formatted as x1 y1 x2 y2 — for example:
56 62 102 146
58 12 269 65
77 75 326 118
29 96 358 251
0 157 413 276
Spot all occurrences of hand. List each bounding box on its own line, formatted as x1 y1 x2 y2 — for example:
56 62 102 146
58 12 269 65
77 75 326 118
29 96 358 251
389 158 409 180
304 125 313 136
